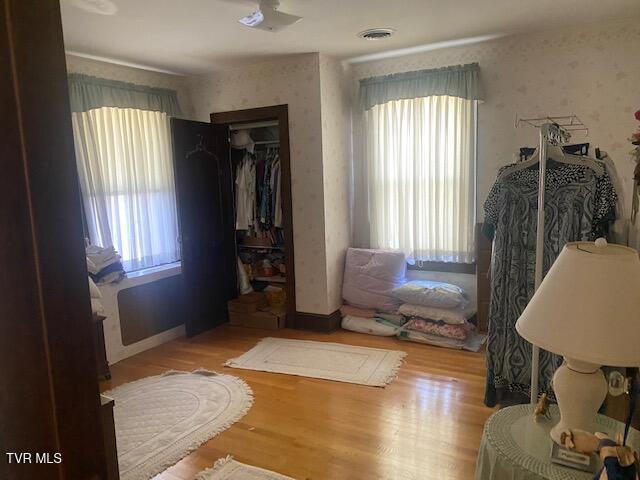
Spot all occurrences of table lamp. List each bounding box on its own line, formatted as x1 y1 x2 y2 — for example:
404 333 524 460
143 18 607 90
516 239 640 444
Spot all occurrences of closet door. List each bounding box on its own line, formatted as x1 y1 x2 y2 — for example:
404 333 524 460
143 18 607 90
171 119 235 337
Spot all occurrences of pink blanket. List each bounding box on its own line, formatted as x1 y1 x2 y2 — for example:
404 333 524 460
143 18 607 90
404 318 472 341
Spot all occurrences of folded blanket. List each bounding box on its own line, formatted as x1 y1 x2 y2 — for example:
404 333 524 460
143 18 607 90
403 317 472 341
340 304 377 318
376 312 407 326
398 330 465 349
341 315 400 337
398 303 469 325
398 329 487 352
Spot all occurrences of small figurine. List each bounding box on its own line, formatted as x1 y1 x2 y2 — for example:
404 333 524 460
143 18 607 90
534 393 551 420
560 429 639 480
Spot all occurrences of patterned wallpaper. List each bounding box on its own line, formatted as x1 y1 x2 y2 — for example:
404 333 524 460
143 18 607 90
65 55 195 119
319 55 352 312
351 17 640 223
187 53 335 314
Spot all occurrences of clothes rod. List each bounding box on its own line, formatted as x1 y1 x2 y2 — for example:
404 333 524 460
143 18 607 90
228 120 278 131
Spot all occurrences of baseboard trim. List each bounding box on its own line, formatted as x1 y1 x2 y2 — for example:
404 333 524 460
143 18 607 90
294 310 341 332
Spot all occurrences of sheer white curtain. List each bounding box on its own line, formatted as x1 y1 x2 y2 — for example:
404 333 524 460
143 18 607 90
72 107 180 271
364 95 476 263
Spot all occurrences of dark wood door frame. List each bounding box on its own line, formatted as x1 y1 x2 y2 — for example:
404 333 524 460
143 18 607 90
211 105 298 327
1 1 107 478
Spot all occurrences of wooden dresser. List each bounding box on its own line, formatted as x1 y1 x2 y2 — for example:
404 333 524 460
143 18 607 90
92 313 111 380
475 223 492 333
100 395 119 479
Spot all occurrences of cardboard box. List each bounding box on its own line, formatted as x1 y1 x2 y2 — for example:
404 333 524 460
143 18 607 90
229 306 286 330
227 292 267 314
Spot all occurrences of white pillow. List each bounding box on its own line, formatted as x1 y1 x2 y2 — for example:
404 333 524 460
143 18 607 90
90 298 104 315
88 277 102 299
392 280 467 308
397 303 469 325
341 315 400 336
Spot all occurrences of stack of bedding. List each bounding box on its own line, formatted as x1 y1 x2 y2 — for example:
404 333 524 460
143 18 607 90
339 248 407 335
393 280 485 352
338 248 486 351
86 244 125 284
339 305 405 336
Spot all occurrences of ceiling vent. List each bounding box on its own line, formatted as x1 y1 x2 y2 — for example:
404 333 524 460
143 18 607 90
358 28 395 40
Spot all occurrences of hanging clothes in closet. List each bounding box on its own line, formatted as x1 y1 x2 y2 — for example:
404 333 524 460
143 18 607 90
235 146 283 238
482 152 618 407
235 153 256 230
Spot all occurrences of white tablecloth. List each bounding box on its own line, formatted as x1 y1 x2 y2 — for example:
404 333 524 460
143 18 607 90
475 404 639 480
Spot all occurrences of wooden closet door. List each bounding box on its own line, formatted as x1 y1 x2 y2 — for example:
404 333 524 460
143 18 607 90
171 119 236 337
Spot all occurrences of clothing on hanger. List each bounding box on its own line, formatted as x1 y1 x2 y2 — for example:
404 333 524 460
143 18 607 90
235 154 256 230
482 158 618 407
234 145 283 238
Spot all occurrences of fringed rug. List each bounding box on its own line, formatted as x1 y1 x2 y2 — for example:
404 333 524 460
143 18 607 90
104 369 253 480
225 337 406 387
196 456 294 480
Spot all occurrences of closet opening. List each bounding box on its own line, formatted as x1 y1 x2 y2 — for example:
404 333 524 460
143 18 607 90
171 105 296 337
212 106 297 330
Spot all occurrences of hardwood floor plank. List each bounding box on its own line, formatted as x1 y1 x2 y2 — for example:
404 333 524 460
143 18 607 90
101 325 495 479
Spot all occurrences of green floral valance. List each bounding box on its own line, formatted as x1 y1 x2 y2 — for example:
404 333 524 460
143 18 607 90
359 63 483 111
68 74 182 116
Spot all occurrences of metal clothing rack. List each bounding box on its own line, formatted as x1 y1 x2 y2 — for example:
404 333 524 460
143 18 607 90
515 114 588 404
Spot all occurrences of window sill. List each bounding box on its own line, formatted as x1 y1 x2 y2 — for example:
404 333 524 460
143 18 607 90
407 261 476 274
125 261 182 280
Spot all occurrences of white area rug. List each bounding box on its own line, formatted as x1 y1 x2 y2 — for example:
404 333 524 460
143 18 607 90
196 456 294 480
104 370 253 480
225 337 406 387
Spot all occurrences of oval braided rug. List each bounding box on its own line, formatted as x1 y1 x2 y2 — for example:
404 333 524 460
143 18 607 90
104 369 253 480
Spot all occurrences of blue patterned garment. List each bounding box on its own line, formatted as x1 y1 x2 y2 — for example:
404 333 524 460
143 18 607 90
483 161 617 407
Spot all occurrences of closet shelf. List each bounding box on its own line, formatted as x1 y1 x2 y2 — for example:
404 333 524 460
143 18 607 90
238 244 284 251
254 140 280 145
254 275 286 283
229 120 278 130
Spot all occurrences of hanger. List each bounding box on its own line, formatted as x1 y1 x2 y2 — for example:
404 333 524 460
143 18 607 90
498 144 603 182
186 134 213 157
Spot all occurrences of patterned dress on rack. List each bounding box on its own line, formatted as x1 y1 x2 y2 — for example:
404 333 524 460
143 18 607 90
482 161 617 407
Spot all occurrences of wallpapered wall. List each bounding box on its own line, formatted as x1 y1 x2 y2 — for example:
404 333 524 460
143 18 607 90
66 53 351 315
351 17 640 223
65 55 195 119
319 55 352 311
187 53 338 314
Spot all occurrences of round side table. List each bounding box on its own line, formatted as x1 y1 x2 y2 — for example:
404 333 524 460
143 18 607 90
475 404 640 480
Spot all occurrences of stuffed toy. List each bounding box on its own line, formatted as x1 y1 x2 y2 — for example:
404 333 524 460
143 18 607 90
561 429 639 480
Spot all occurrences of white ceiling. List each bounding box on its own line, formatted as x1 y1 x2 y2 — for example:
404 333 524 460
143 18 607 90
60 0 640 75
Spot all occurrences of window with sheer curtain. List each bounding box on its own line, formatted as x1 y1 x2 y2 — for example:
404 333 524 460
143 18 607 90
72 107 180 271
363 95 477 263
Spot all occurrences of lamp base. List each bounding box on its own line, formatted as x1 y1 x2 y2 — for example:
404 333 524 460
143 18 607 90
550 358 608 444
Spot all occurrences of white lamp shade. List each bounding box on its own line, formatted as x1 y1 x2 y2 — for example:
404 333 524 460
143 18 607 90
515 241 640 367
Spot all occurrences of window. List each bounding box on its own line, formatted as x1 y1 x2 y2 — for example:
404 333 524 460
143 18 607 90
72 107 180 271
364 95 477 263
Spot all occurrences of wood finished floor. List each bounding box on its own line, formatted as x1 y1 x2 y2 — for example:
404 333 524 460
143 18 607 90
100 326 495 480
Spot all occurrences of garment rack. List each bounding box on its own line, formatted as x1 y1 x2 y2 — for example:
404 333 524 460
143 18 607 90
515 114 588 404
